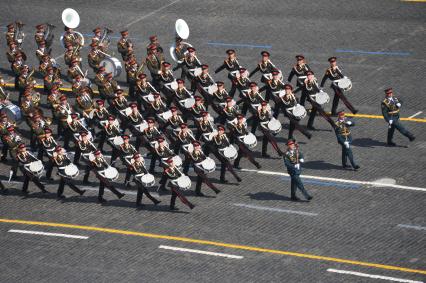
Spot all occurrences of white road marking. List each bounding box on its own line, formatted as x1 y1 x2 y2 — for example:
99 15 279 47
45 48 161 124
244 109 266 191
327 268 423 283
158 245 243 259
408 111 423 118
240 169 426 192
397 224 426 231
8 229 89 239
124 0 181 28
232 203 318 216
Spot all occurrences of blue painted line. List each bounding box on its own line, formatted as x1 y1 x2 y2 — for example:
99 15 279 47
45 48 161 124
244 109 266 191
207 42 272 49
335 49 411 56
280 176 361 189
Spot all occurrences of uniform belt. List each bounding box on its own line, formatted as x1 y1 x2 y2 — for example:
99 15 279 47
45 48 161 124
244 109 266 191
388 110 399 114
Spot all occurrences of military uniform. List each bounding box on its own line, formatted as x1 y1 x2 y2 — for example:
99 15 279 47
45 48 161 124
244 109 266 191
211 128 241 183
381 88 415 146
214 49 241 81
320 57 345 115
249 51 276 83
335 112 359 169
15 145 47 194
283 141 312 201
287 55 312 87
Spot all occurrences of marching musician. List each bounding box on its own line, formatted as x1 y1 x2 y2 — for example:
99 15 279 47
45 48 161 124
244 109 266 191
193 64 215 99
35 40 50 63
334 111 360 170
195 111 215 141
381 88 415 146
17 65 35 105
173 46 201 82
28 114 46 152
89 150 125 203
128 153 161 207
222 96 240 122
74 88 95 128
110 135 137 187
34 24 45 47
149 136 174 174
257 101 273 157
158 158 195 211
229 68 251 99
190 96 207 120
249 51 277 84
245 82 265 116
1 121 18 162
93 99 110 125
15 143 47 194
146 35 163 54
188 141 220 196
74 131 96 166
44 66 61 95
64 43 81 67
158 62 175 105
98 115 122 151
165 106 185 131
6 41 21 64
11 52 25 90
135 73 156 109
125 57 139 99
67 58 82 82
88 42 105 72
280 84 304 140
173 79 193 111
211 125 241 183
50 145 86 199
283 140 312 201
259 69 285 105
6 23 16 46
110 89 128 116
62 26 81 47
230 114 261 170
2 126 21 177
91 27 102 45
214 49 241 81
173 122 195 154
295 71 321 130
38 54 51 76
320 57 345 116
211 81 229 105
145 44 164 88
117 30 133 61
287 55 313 87
20 89 40 122
147 92 168 119
102 72 120 101
173 36 191 62
54 95 74 145
38 128 56 160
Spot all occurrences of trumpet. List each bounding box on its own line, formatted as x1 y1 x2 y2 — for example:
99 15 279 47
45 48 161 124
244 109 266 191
100 27 113 48
14 21 25 47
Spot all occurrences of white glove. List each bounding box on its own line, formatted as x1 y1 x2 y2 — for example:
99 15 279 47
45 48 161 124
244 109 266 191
389 119 393 125
396 102 401 108
344 141 350 149
295 164 300 170
299 158 304 163
346 121 352 126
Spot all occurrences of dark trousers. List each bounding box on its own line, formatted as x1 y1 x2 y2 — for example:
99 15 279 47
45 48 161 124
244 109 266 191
1 143 9 161
387 119 414 143
340 144 357 167
307 107 317 128
135 181 160 206
331 86 340 115
45 160 54 179
290 174 311 200
21 171 46 194
97 177 123 199
170 186 194 210
57 177 84 197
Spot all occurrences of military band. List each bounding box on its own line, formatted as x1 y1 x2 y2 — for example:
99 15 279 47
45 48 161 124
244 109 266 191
0 18 420 210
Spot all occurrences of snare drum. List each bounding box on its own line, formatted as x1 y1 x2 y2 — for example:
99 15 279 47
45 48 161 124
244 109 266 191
27 160 44 176
113 136 124 146
173 155 183 167
120 107 132 117
0 102 22 122
173 175 192 190
197 157 216 173
189 67 202 77
242 133 257 148
102 166 119 181
183 97 195 109
170 80 178 90
312 91 330 105
63 164 79 178
221 145 238 161
289 104 307 119
100 57 122 77
333 77 352 91
139 173 155 187
267 118 282 134
208 84 218 95
159 110 173 121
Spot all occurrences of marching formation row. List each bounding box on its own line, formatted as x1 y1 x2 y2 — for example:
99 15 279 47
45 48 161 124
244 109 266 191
0 14 416 210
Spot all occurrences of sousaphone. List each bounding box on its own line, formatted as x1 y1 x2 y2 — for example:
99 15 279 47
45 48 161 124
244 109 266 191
170 19 192 63
60 8 85 48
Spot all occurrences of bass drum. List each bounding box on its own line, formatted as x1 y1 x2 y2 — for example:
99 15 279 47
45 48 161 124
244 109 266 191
100 57 122 77
0 102 22 122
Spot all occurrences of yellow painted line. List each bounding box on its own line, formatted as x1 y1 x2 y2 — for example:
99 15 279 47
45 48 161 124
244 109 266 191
0 218 425 275
401 0 426 2
3 83 425 122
